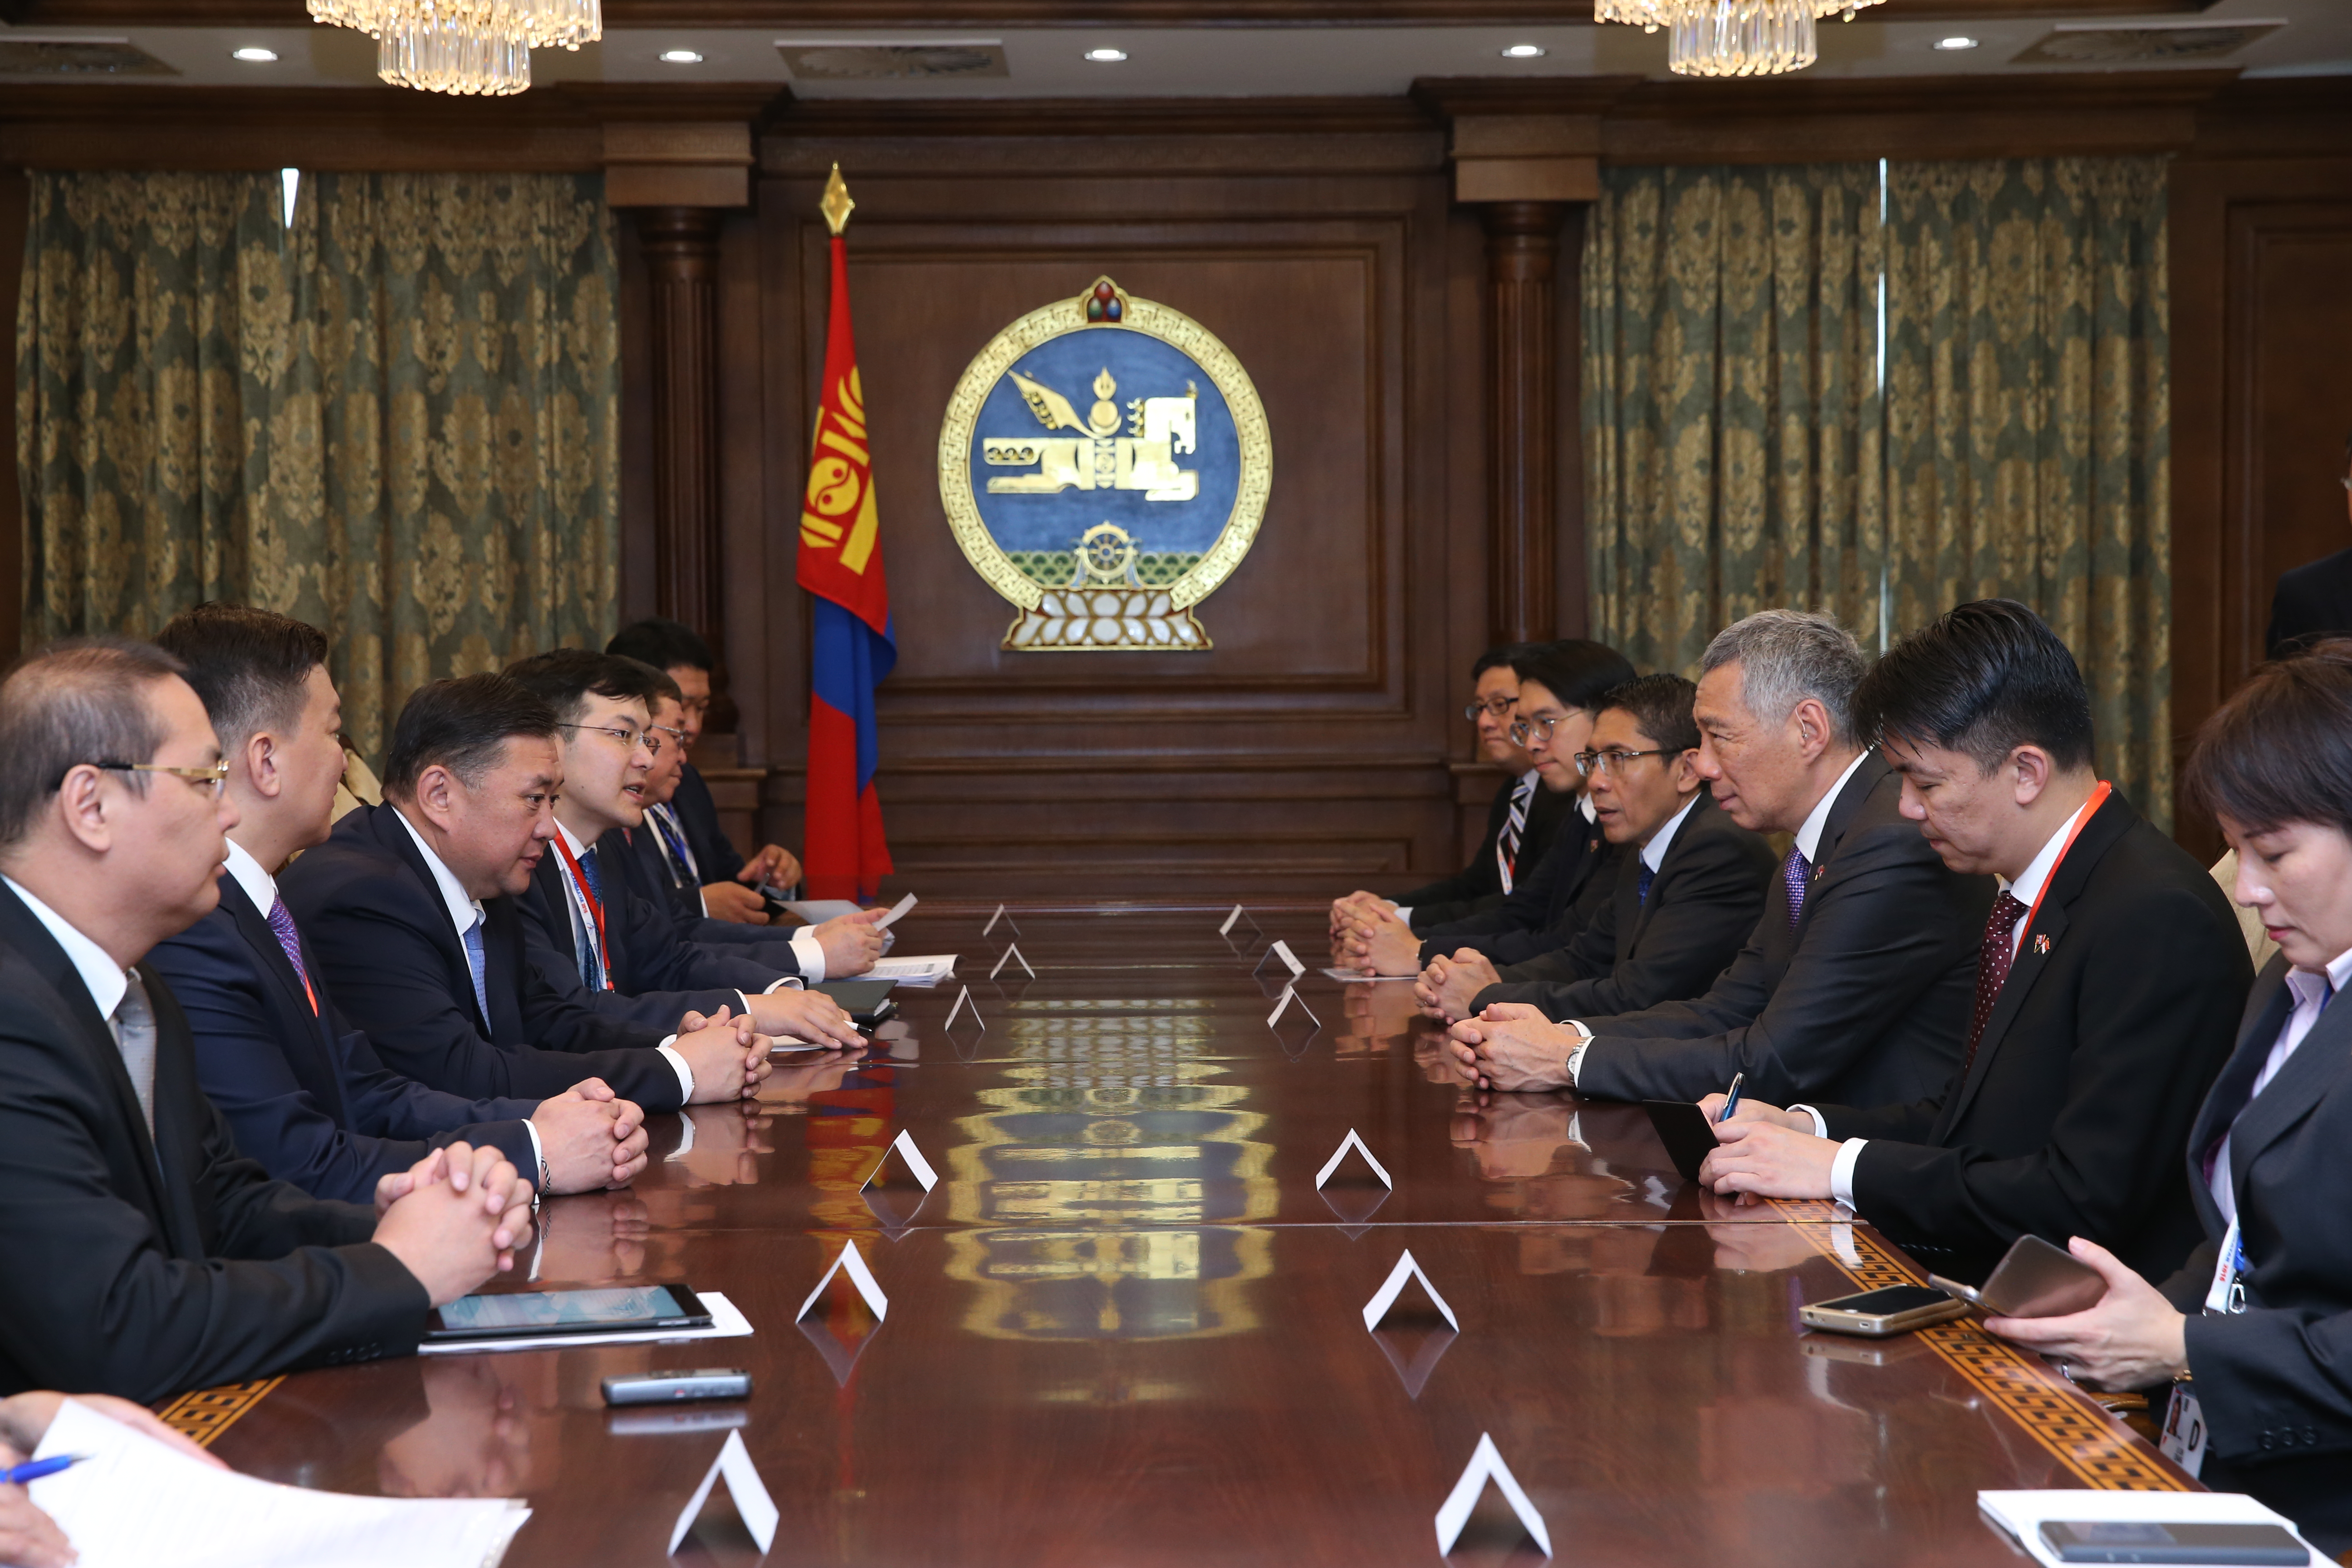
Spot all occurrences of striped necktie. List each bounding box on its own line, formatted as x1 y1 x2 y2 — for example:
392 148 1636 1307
650 804 698 887
265 895 317 1014
1496 774 1536 895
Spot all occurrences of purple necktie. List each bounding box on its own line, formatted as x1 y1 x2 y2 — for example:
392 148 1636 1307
265 895 313 1001
1781 846 1813 931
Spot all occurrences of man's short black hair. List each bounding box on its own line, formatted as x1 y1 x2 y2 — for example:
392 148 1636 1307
2186 638 2352 838
1472 643 1533 681
505 648 668 727
1853 598 2095 774
1512 639 1639 715
1599 672 1700 755
607 617 713 675
383 673 559 800
152 602 330 757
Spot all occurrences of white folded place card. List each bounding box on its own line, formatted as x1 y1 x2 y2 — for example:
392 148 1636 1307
798 1240 890 1325
1362 1249 1459 1333
1434 1433 1551 1558
667 1429 779 1556
877 892 918 928
1316 1127 1393 1190
865 1128 939 1192
944 984 982 1030
982 902 1019 937
1266 983 1319 1031
1322 968 1414 983
989 942 1035 980
1269 939 1304 977
1219 904 1247 936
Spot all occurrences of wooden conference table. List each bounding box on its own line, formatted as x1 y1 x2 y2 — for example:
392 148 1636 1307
173 903 2194 1565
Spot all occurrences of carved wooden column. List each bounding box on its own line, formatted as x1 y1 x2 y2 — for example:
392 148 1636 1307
1484 200 1564 646
633 206 726 641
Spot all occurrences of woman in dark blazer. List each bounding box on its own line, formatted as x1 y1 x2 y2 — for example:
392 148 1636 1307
1988 642 2352 1550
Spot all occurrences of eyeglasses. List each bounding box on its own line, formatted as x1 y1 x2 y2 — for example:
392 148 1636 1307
1508 715 1569 746
558 721 660 757
1463 696 1519 722
650 722 688 752
1574 748 1677 778
77 760 230 798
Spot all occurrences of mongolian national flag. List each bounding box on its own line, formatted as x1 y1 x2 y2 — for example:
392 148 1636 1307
795 176 894 901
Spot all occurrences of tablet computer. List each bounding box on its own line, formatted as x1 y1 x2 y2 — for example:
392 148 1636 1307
424 1283 713 1343
1642 1099 1721 1183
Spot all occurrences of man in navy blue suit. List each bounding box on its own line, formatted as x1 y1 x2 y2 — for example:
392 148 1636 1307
145 605 650 1205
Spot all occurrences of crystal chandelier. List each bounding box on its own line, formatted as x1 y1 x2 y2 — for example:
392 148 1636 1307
1595 0 1883 77
307 1 601 95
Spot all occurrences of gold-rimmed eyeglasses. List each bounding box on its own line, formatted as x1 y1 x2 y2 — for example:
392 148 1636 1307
77 760 230 798
558 721 659 757
1574 747 1676 778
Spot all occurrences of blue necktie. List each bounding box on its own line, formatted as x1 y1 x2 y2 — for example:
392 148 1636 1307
1637 861 1656 906
461 911 491 1029
578 845 605 907
1782 846 1813 930
574 847 608 990
651 806 696 887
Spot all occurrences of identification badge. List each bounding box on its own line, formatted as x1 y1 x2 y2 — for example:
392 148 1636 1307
2203 1217 2249 1316
2159 1384 2209 1477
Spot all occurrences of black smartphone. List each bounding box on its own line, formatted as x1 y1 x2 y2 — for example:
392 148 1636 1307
2038 1521 2309 1565
1642 1098 1720 1182
816 978 898 1028
424 1283 712 1343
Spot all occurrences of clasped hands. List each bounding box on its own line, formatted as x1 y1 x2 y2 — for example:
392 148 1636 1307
370 1142 537 1308
1326 892 1424 977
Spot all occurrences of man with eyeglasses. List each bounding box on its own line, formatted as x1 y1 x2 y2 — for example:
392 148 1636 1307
1417 673 1775 1024
501 650 867 1044
1335 641 1636 978
0 639 537 1402
2264 432 2352 658
1329 644 1578 946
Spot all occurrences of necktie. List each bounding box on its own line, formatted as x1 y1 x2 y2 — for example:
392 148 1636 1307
1496 775 1535 895
112 972 157 1136
264 895 317 1014
578 844 605 908
570 845 608 990
461 911 492 1029
1637 861 1656 906
651 804 698 887
1961 890 2032 1076
1781 846 1813 930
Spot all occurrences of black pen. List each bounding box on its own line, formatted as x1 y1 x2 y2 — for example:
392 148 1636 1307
1717 1071 1744 1124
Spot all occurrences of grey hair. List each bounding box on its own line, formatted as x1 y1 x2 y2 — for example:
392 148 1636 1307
0 639 188 849
1699 609 1865 747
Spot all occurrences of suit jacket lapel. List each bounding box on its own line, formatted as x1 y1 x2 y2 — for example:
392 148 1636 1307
136 961 208 1257
2224 980 2352 1192
532 854 582 969
217 873 349 1124
368 803 484 1027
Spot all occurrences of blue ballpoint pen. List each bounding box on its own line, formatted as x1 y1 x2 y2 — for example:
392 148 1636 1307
2 1454 90 1486
1717 1072 1745 1124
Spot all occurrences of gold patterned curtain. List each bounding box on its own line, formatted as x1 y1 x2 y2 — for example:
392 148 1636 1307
1583 163 1886 677
1882 157 2171 827
16 169 619 760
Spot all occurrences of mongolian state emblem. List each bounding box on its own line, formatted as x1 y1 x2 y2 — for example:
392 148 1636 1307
937 277 1272 650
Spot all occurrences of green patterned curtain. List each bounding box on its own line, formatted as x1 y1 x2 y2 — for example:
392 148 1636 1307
1583 163 1886 677
16 170 619 760
1882 157 2171 828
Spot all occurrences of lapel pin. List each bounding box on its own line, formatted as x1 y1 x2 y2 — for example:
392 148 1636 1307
2033 934 2051 956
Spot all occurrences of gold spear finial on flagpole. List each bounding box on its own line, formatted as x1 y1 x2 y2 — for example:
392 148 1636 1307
821 163 855 236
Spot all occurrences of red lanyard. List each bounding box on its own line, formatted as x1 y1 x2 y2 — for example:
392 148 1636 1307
550 835 609 989
2020 780 2111 943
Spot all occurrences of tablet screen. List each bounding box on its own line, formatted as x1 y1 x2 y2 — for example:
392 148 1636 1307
437 1285 689 1334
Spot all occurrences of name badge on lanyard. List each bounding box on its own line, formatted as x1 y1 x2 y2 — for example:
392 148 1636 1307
2164 1216 2251 1478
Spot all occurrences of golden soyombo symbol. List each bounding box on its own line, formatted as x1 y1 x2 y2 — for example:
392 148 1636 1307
937 277 1273 651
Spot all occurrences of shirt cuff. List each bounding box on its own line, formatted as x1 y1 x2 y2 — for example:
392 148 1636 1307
656 1041 695 1103
1391 905 1412 927
1791 1104 1829 1138
521 1117 547 1192
696 887 710 916
1564 1027 1592 1087
1829 1137 1868 1210
791 926 827 983
762 976 804 993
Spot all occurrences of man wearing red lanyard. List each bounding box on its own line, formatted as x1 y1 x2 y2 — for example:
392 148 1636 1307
503 652 864 1047
1697 600 2253 1288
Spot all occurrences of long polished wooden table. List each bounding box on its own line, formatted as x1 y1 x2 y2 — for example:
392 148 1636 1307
184 903 2193 1565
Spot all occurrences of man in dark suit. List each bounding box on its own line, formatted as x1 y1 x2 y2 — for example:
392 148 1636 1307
2262 434 2352 657
503 649 867 1039
144 605 649 1205
1333 639 1636 972
1420 673 1775 1024
0 640 534 1401
1698 601 2249 1285
1450 609 1991 1110
280 674 774 1113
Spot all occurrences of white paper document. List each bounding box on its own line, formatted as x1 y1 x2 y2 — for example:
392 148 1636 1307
667 1430 779 1556
781 899 862 924
869 953 955 986
1362 1249 1460 1333
1977 1490 2320 1568
877 892 918 928
421 1289 753 1357
1434 1433 1551 1558
29 1399 531 1568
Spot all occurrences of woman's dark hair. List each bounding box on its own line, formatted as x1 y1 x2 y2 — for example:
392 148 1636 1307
382 674 559 799
1853 598 2094 773
1512 639 1639 715
2184 639 2352 837
1599 673 1701 754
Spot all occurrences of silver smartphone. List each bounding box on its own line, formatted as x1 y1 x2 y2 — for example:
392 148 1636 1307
1798 1283 1970 1337
1930 1234 2106 1319
600 1368 753 1406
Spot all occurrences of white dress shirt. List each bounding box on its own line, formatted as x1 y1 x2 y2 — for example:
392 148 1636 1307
2210 942 2352 1228
393 806 695 1105
552 819 802 1014
1808 794 2096 1209
1640 792 1701 878
3 873 156 1137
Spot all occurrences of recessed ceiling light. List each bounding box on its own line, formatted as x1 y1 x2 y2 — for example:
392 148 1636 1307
660 49 704 64
1084 47 1128 62
1500 43 1547 59
231 46 279 63
1933 35 1980 49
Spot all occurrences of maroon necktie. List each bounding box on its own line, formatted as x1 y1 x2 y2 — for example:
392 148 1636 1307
1962 891 2031 1075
